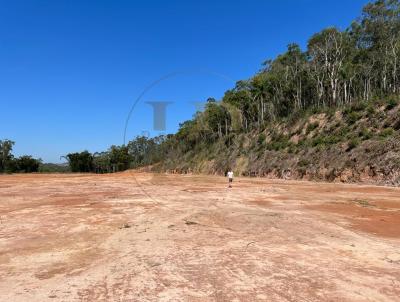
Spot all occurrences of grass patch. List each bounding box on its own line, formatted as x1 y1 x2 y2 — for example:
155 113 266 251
345 111 362 124
380 127 394 138
385 97 398 110
266 133 292 151
311 134 341 147
346 138 360 151
358 128 373 140
298 159 309 167
354 199 372 207
306 122 319 134
257 133 266 145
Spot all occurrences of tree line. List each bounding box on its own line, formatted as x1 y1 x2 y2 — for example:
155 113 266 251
0 139 42 173
65 0 400 173
64 135 170 173
3 0 400 174
167 0 400 150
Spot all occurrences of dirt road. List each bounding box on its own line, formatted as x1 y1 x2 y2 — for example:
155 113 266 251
0 172 399 301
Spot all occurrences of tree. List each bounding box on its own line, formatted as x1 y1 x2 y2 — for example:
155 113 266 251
66 151 93 172
16 156 41 173
93 152 111 173
308 28 349 106
203 99 230 138
223 82 253 130
0 139 15 173
109 145 131 172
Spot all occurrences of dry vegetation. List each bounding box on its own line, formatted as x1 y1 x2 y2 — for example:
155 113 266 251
162 99 400 186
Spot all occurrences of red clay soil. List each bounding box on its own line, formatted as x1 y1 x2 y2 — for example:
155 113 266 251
0 172 399 301
308 202 400 238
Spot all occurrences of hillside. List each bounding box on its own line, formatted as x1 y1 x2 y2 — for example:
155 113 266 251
155 97 400 185
37 0 400 186
143 0 400 185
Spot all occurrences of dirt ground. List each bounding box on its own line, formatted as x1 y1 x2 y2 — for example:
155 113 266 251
0 172 399 301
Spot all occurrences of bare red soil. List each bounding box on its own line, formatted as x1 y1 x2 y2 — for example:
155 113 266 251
0 172 399 301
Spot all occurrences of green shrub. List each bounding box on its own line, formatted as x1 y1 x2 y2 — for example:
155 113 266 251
324 135 341 144
311 134 340 147
351 101 367 112
306 122 319 134
366 104 375 116
335 126 349 138
310 106 322 114
325 107 336 117
257 133 266 145
380 127 394 138
298 159 309 167
268 140 291 151
267 133 291 151
287 145 295 153
386 97 398 110
347 138 359 151
331 121 341 129
345 111 361 124
297 138 309 148
311 136 323 147
358 128 373 140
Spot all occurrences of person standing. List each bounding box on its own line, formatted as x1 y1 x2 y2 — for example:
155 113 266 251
227 170 234 188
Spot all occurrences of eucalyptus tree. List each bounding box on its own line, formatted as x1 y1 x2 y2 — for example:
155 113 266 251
357 0 400 94
15 156 41 173
0 139 15 172
109 145 131 172
308 28 349 107
66 151 93 172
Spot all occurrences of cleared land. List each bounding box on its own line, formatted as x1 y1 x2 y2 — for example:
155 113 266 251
0 173 399 301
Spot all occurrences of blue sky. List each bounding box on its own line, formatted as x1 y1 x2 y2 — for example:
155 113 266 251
0 0 369 162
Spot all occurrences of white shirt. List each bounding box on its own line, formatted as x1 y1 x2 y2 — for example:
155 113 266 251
227 171 234 179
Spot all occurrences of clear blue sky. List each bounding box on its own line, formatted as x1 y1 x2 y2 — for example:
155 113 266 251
0 0 369 162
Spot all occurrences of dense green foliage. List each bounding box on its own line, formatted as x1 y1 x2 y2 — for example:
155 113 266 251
65 151 94 172
15 156 41 173
172 0 400 137
64 136 169 173
0 139 15 172
0 140 42 173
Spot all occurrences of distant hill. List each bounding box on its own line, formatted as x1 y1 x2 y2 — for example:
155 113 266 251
39 162 70 173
